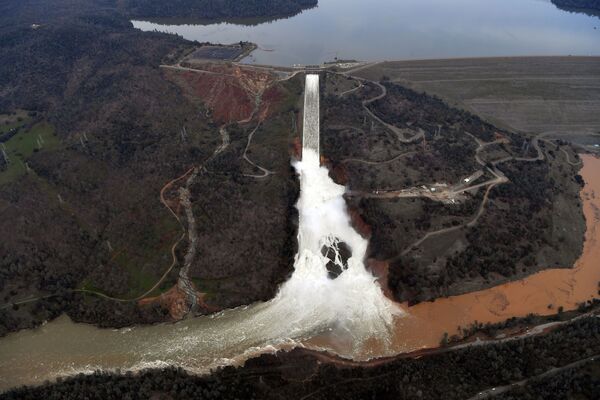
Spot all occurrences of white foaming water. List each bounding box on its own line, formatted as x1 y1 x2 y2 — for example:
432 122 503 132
151 148 398 363
282 147 398 350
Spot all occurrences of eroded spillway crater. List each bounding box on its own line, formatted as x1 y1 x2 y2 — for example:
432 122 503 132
321 239 352 279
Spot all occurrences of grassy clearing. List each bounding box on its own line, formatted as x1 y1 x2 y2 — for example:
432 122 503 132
80 279 107 294
191 278 231 301
118 216 180 298
277 75 303 114
0 111 30 134
0 121 61 185
74 177 182 299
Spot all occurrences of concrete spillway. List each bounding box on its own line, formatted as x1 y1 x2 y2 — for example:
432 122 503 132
303 74 320 159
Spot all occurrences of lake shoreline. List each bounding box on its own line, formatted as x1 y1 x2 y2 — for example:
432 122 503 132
133 0 600 67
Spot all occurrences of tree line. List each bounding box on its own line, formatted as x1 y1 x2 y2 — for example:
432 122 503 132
3 316 599 399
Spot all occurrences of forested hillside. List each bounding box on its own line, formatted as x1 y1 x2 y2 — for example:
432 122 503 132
320 75 585 305
0 0 300 335
552 0 600 11
122 0 318 19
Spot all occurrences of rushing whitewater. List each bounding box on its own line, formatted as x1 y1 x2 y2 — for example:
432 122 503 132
283 74 397 347
0 74 398 390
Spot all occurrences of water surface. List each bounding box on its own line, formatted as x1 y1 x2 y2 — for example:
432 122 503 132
133 0 600 66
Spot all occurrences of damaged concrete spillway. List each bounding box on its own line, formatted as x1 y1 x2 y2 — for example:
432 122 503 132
291 74 398 347
284 74 397 348
303 74 320 158
0 74 398 391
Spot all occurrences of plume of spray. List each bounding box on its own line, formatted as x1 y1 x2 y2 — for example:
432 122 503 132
274 75 400 352
281 146 400 352
140 144 399 364
216 75 393 350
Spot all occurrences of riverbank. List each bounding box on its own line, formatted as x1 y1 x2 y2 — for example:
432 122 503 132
4 315 599 399
403 153 600 345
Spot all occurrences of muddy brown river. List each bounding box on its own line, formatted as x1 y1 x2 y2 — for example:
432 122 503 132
1 155 599 391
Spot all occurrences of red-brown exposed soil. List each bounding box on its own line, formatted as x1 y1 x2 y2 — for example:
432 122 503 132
164 64 282 125
348 207 372 238
292 136 302 159
330 163 349 186
258 85 284 121
367 258 393 299
139 284 215 320
139 285 188 320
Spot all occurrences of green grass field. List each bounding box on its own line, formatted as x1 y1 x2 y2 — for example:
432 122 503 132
80 214 182 298
0 121 61 185
0 110 30 134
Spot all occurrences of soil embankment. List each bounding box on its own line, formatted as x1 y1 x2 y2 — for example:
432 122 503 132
163 63 281 125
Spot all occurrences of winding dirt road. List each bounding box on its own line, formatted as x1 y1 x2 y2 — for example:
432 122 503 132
330 70 513 258
243 122 274 178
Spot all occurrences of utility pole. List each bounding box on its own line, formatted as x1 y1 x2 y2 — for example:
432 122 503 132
1 147 8 164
